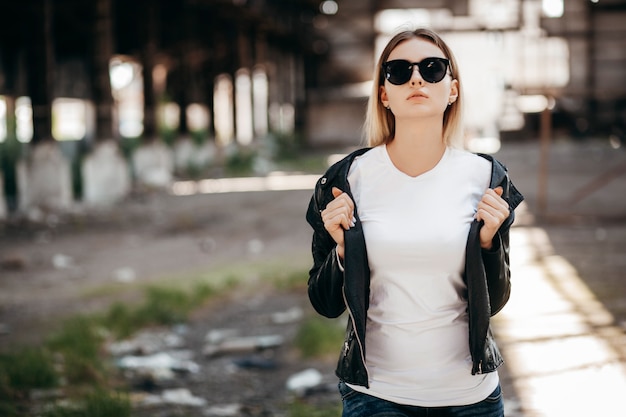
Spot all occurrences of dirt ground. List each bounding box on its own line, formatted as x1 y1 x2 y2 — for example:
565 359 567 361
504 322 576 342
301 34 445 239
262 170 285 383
1 139 625 415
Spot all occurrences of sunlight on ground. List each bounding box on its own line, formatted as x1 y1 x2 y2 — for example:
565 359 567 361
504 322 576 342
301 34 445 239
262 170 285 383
495 211 626 416
171 173 320 195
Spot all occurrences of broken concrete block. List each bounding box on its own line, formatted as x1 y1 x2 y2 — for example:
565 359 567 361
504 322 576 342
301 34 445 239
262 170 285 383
16 141 73 212
82 140 130 205
131 141 174 189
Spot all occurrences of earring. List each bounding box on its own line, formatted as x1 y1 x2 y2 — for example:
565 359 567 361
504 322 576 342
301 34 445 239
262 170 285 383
385 105 390 110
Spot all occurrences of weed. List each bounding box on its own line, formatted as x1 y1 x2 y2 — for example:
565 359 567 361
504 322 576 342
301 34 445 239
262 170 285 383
47 316 103 362
46 316 106 385
42 389 131 417
101 302 135 339
191 281 217 304
294 315 346 358
135 285 193 325
0 347 59 416
0 347 58 393
83 390 131 417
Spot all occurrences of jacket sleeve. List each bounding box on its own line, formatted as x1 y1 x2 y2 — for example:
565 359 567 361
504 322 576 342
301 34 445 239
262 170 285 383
482 203 515 316
305 190 347 319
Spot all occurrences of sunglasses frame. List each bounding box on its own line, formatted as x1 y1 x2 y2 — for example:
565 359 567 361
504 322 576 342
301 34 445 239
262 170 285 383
382 57 451 85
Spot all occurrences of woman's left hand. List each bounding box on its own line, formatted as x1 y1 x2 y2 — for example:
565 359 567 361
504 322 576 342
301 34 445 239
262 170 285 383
476 186 510 250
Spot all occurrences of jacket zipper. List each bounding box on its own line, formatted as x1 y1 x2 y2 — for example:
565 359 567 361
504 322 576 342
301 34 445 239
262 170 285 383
342 285 369 381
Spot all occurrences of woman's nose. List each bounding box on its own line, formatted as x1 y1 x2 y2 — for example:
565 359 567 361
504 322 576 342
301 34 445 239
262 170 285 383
410 65 424 85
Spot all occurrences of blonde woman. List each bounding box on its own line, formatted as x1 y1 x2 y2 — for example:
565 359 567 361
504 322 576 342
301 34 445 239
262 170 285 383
306 28 524 416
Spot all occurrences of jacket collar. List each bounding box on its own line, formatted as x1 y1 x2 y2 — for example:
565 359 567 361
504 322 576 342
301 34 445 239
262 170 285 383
321 147 524 211
477 153 524 211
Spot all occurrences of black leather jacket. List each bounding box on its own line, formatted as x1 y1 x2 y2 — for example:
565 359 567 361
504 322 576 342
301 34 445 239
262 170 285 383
306 147 524 387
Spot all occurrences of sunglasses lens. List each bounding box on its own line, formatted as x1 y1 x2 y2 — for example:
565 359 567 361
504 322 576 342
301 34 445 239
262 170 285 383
383 58 449 85
384 60 413 85
419 58 448 83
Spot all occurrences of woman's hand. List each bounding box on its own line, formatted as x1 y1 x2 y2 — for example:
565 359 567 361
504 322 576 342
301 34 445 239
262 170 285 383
476 186 510 250
321 187 355 259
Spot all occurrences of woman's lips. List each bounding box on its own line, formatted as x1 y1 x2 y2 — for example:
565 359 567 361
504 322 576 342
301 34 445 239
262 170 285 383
407 91 428 100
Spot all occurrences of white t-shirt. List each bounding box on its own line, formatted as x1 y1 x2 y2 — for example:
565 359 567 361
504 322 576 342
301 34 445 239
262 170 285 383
346 145 499 407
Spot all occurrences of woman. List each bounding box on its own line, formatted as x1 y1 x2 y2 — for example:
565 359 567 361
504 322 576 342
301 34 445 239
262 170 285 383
306 28 524 416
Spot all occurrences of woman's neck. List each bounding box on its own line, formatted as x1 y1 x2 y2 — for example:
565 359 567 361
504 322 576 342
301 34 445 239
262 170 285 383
386 118 446 177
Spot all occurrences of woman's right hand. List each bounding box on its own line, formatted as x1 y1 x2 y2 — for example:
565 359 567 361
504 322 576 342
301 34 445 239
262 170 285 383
321 187 355 259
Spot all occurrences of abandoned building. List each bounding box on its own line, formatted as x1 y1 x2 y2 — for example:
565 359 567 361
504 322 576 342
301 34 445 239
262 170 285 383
0 0 625 217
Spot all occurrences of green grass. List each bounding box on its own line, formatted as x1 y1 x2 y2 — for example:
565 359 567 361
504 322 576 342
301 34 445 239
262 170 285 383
46 316 106 385
294 315 346 358
0 348 58 393
0 347 59 415
42 390 131 417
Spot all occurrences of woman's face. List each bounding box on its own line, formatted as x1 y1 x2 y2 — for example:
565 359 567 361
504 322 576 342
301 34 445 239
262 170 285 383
380 37 458 121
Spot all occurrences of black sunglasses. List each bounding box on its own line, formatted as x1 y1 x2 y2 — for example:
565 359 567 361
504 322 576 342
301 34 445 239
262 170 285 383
382 57 450 85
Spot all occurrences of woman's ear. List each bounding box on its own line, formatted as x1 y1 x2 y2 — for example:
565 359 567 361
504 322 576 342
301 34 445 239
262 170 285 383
380 85 389 108
448 79 459 104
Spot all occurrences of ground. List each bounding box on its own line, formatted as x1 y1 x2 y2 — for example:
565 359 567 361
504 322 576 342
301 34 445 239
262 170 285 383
0 139 625 415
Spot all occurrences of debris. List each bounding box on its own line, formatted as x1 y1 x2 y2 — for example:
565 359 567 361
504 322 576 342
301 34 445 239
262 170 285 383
134 389 207 408
285 368 323 395
205 328 239 345
108 329 186 356
52 253 74 269
161 388 207 407
233 356 278 370
112 267 136 283
203 334 284 357
204 403 243 416
117 351 200 376
0 253 27 270
271 306 304 324
247 239 264 255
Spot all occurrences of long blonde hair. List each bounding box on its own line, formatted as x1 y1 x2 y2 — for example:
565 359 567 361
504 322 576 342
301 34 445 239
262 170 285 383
363 28 463 148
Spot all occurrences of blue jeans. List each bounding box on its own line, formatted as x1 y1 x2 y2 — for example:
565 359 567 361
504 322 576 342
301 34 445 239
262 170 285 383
338 381 504 417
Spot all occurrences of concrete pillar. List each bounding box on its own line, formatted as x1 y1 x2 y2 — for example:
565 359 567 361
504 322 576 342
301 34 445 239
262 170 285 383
92 0 115 141
27 0 55 145
0 173 7 220
140 1 159 142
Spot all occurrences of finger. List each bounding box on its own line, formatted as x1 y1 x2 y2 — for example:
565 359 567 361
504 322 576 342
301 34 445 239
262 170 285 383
327 189 355 216
478 200 509 219
324 199 355 221
476 207 508 231
493 186 503 197
323 205 354 230
481 191 509 211
325 212 352 231
478 199 509 215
